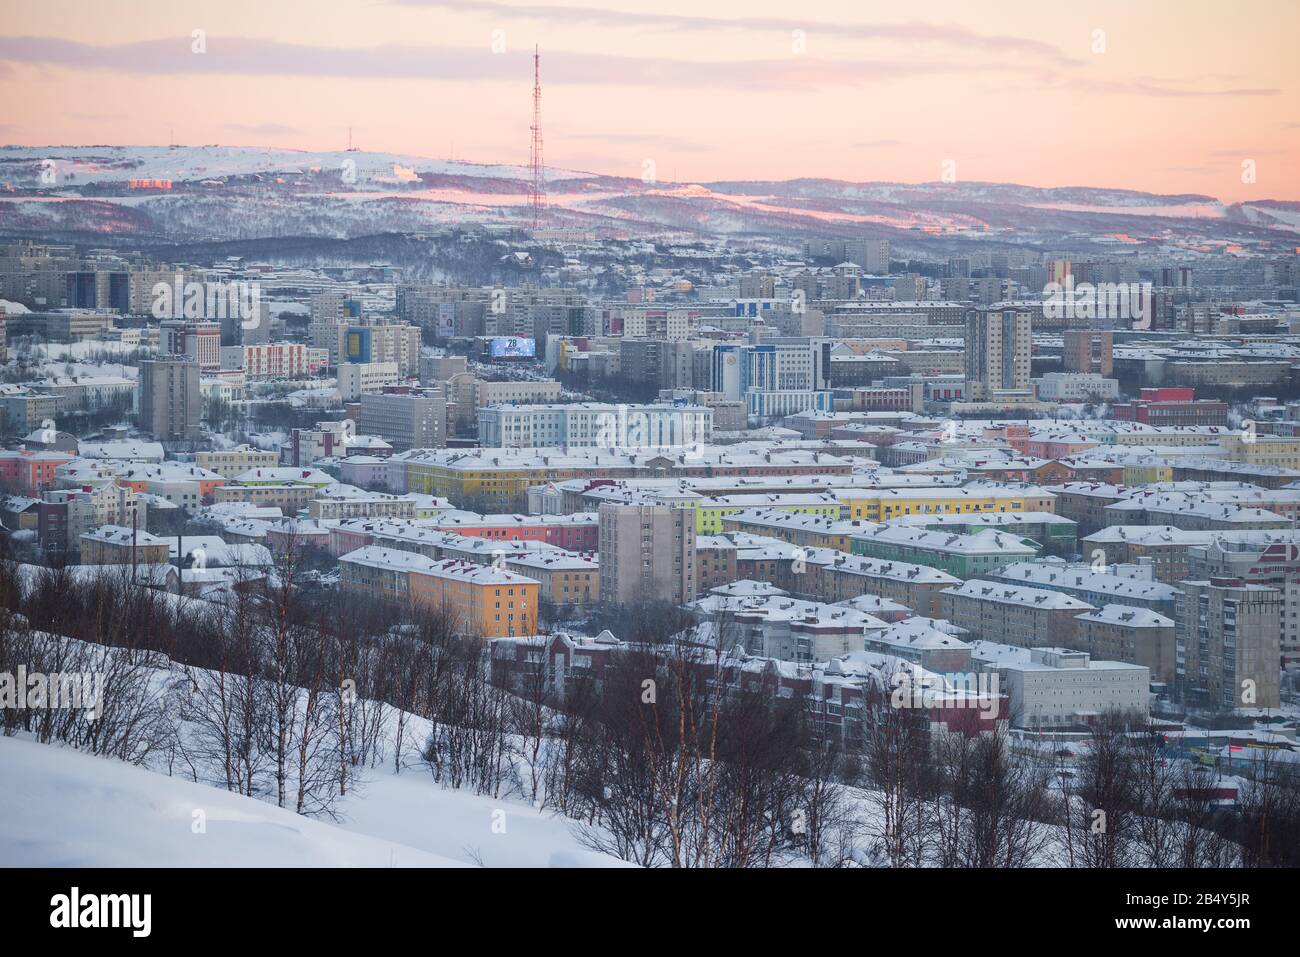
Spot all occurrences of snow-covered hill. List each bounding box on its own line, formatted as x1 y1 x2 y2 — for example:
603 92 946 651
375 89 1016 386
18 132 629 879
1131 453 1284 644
2 144 1296 247
0 144 594 186
0 623 629 869
0 734 456 867
0 733 627 868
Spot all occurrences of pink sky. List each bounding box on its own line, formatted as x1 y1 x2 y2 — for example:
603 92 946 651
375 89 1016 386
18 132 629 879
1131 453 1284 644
2 0 1297 200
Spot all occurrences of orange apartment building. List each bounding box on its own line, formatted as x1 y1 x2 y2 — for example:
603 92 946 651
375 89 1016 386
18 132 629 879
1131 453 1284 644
409 559 540 637
0 449 75 494
338 545 541 637
502 551 599 608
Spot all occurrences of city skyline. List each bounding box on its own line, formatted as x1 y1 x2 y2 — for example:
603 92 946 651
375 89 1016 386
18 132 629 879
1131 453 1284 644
1 0 1298 201
3 0 1300 891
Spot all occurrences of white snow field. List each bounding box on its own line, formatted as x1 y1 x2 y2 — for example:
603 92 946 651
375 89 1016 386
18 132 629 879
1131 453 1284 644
0 733 628 868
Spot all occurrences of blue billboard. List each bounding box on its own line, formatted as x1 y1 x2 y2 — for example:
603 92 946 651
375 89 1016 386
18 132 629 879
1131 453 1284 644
488 336 536 359
344 327 372 362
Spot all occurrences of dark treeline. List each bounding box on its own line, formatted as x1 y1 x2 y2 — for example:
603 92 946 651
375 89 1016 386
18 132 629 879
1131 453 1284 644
0 535 502 819
493 620 1300 868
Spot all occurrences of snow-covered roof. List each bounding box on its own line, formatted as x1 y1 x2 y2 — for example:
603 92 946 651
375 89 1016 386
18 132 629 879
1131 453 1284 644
1075 604 1175 629
942 579 1096 611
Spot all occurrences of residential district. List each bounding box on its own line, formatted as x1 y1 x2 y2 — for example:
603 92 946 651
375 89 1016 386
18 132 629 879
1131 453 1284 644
3 233 1300 806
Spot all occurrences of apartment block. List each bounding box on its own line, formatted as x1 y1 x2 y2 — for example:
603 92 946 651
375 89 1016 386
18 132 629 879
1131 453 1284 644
37 483 146 556
338 323 422 376
849 525 1039 578
1073 604 1177 685
1062 329 1114 377
1176 578 1282 711
338 361 400 401
358 390 446 450
221 342 316 379
964 305 1031 402
159 320 221 371
478 402 711 449
836 485 1055 523
503 552 600 608
818 554 961 617
598 502 696 606
0 388 59 435
196 445 280 479
138 356 201 441
940 580 1096 647
971 642 1149 728
1186 531 1300 669
79 525 171 565
408 559 540 637
0 449 74 493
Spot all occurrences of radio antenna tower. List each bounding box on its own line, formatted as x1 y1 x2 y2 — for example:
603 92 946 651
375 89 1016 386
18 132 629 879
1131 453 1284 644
528 45 545 230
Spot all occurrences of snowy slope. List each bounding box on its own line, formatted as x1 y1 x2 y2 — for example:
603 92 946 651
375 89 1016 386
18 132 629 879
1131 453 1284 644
3 145 1294 245
0 730 630 867
0 145 592 186
339 769 628 869
0 627 630 868
0 734 464 867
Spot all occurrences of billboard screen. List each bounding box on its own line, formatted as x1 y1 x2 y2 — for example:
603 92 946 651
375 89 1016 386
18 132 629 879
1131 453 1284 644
437 302 455 339
344 327 371 362
488 336 536 359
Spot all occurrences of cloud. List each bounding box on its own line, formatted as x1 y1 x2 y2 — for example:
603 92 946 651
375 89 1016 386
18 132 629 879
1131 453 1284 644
0 34 1278 99
391 0 1083 68
0 35 1016 90
1063 78 1279 98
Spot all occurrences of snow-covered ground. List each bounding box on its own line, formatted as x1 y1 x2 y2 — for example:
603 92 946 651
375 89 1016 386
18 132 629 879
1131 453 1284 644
0 732 628 868
0 144 593 188
0 627 629 869
337 765 628 869
5 339 144 365
0 733 460 867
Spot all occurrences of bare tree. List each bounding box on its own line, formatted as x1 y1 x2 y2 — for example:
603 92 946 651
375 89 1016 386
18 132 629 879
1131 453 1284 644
1235 746 1300 868
182 579 268 797
507 637 552 806
796 706 854 867
1170 762 1240 868
861 688 934 867
1064 710 1142 868
949 725 1054 868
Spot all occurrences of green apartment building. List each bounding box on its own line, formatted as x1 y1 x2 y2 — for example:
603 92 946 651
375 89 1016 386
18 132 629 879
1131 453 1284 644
886 510 1077 555
849 525 1039 578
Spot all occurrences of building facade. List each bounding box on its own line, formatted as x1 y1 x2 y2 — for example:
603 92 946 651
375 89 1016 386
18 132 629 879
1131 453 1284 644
598 502 696 606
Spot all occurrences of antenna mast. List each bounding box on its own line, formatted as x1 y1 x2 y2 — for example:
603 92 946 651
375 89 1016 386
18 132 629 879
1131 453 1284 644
529 45 545 230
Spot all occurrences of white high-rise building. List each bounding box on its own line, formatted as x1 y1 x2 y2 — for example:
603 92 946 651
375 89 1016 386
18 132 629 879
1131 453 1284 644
338 362 400 401
478 403 712 449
